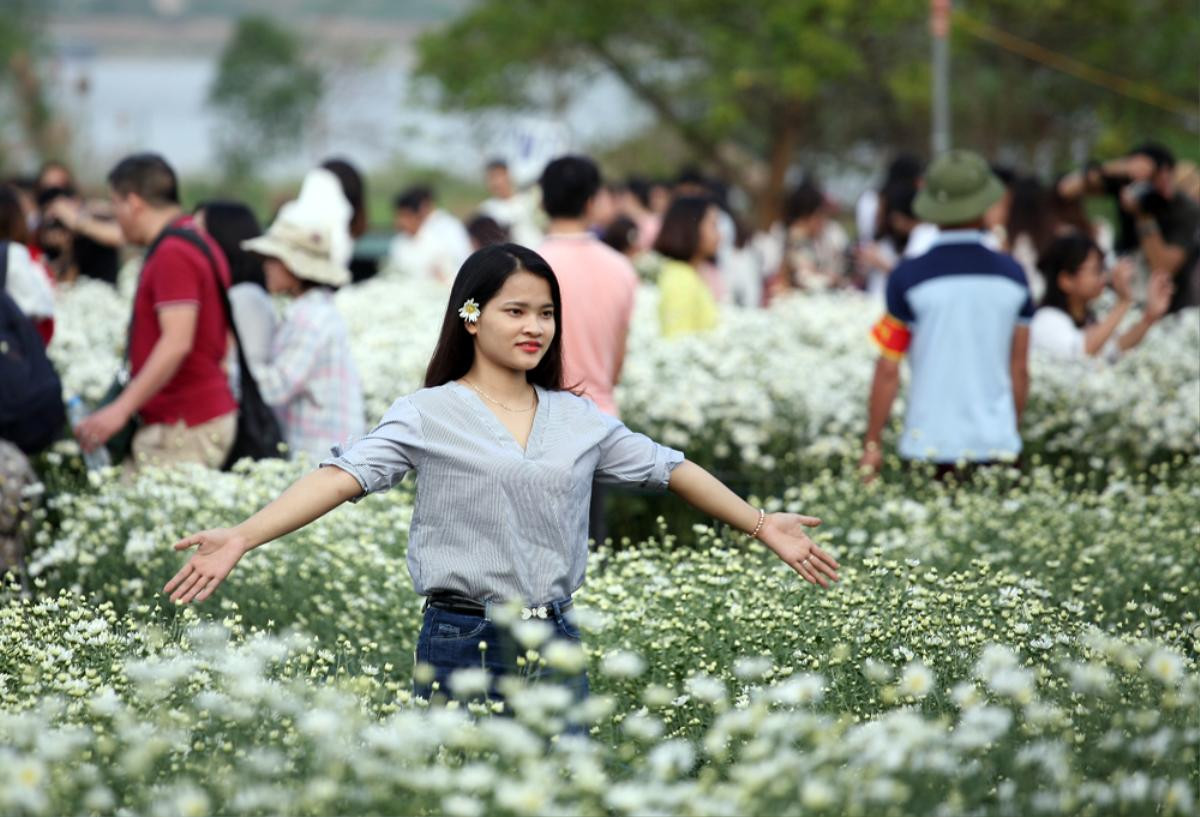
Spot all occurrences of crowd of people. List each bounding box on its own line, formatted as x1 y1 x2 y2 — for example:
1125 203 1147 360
384 144 1197 335
1 141 1198 578
0 138 1194 709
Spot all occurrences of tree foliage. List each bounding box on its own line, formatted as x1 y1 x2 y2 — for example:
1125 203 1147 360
208 15 324 178
415 0 1198 223
946 0 1198 162
0 0 67 172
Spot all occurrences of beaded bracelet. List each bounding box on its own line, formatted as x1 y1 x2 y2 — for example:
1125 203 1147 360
749 508 766 539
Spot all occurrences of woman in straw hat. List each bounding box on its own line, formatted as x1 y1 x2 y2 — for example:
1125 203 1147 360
241 169 364 460
164 242 839 709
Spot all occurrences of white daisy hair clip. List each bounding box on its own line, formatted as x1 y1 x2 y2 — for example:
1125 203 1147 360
459 298 481 323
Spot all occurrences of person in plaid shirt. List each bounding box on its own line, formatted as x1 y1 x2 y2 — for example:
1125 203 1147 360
242 169 364 460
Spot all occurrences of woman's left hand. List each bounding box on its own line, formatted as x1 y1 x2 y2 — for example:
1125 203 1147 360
758 513 840 588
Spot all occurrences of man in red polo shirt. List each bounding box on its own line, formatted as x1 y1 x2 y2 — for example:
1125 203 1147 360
76 153 237 469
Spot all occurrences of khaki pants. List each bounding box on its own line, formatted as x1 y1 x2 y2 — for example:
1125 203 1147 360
129 411 237 473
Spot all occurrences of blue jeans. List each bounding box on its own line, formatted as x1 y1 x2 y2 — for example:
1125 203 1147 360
413 598 590 707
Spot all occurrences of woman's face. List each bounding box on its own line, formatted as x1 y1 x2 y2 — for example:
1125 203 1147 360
697 206 721 259
649 185 671 215
1060 250 1106 303
38 165 72 191
264 257 302 296
466 270 556 374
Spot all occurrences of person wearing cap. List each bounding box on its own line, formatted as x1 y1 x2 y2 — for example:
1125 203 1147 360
242 169 365 461
860 150 1033 481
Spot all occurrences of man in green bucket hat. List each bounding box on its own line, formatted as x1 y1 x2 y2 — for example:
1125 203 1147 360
860 150 1032 481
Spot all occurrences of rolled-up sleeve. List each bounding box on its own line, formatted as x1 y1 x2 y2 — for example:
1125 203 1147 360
594 415 685 492
320 397 422 500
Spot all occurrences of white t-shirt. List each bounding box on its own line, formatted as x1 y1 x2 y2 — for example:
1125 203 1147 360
226 282 278 399
1030 306 1119 361
385 209 472 283
477 191 543 248
855 189 880 242
901 223 943 260
3 242 54 319
1009 233 1046 303
723 243 765 308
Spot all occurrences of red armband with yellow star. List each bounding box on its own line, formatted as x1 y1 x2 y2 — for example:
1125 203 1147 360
869 314 912 360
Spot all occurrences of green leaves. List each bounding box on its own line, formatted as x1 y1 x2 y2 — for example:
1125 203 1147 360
207 16 324 178
415 0 1198 202
3 455 1198 815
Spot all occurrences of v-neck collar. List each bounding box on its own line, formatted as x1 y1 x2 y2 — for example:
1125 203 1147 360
450 381 547 457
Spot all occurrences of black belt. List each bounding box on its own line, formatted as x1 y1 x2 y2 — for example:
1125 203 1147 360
423 592 487 616
423 592 573 618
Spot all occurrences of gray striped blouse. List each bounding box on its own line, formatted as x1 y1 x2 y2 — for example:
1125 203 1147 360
321 381 684 605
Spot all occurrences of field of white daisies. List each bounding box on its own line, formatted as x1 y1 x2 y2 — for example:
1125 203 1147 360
2 276 1197 816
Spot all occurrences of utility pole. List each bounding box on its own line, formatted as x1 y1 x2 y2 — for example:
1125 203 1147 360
931 0 951 156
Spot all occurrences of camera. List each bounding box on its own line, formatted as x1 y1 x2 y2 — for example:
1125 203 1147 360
1125 181 1169 217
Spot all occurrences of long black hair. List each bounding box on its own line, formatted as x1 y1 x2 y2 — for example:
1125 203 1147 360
321 157 368 238
195 200 265 289
1006 175 1053 256
1037 232 1101 323
424 243 566 389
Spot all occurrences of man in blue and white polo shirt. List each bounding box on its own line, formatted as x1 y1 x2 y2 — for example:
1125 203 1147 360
860 150 1032 480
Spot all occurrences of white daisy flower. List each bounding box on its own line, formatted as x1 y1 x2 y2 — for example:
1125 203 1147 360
459 298 481 323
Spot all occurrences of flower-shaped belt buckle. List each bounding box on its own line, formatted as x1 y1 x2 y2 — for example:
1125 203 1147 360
521 605 549 620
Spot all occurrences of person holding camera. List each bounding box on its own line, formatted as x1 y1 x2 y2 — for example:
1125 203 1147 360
32 162 124 287
1057 142 1199 312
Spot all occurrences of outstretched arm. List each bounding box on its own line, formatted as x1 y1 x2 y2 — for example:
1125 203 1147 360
163 466 363 604
668 460 840 588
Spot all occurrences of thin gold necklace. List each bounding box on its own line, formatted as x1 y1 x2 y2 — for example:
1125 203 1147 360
462 379 537 413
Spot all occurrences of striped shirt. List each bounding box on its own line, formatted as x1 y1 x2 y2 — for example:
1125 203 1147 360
254 289 365 461
321 382 685 605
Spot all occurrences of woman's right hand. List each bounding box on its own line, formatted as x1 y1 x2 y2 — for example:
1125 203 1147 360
1144 271 1175 322
758 513 840 589
1110 258 1136 302
163 528 249 604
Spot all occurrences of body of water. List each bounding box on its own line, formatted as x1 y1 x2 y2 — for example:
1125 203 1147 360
45 50 654 183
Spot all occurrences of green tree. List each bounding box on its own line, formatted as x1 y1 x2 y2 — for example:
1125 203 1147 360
416 0 910 225
945 1 1198 162
415 0 1198 225
208 15 324 179
0 0 67 172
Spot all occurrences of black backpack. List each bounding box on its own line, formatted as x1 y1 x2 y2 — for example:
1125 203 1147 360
153 228 285 468
0 241 67 455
